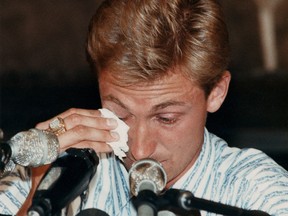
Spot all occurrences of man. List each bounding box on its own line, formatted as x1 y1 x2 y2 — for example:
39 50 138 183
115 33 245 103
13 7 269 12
1 0 288 215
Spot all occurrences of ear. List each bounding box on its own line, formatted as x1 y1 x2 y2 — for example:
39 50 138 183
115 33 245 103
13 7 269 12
207 71 231 113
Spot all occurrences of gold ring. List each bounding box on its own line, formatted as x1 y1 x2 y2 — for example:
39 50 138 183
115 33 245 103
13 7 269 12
47 117 67 136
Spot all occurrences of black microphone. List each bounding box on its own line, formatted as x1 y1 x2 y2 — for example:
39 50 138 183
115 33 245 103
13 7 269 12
162 189 270 216
76 208 109 216
0 129 59 177
28 148 99 216
129 158 167 216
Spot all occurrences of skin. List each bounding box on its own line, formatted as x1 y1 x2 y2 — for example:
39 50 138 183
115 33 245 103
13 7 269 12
98 71 230 187
19 70 230 213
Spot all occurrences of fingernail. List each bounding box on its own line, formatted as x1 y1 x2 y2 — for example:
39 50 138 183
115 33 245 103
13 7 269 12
110 131 119 140
107 118 118 127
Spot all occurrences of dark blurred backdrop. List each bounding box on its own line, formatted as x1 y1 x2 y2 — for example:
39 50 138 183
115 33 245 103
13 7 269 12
0 1 287 169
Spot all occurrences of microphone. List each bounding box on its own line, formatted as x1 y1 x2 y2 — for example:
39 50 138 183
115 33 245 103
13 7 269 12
0 128 59 177
129 158 167 216
162 189 270 216
76 208 109 216
28 148 99 216
129 160 270 216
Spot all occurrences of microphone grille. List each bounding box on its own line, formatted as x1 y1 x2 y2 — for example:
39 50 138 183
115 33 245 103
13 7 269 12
129 158 167 196
10 129 59 167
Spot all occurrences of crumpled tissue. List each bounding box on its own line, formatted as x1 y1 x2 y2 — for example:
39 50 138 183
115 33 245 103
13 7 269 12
99 108 129 160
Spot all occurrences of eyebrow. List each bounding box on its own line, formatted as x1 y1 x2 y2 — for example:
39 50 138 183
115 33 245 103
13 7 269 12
152 101 186 112
103 95 128 110
103 95 186 113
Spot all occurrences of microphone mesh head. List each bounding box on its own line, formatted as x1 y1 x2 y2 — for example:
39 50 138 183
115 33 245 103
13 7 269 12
129 158 167 196
10 129 59 167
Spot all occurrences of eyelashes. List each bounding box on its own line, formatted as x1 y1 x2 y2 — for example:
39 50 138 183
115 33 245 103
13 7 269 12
118 114 179 126
156 116 177 125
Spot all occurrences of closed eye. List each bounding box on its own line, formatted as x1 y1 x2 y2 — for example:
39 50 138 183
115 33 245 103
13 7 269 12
156 116 177 125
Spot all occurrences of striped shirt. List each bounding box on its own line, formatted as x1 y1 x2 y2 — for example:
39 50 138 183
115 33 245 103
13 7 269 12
1 129 288 215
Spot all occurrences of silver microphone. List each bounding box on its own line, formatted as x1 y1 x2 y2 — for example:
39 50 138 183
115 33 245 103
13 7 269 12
129 159 167 216
129 158 167 196
1 128 60 176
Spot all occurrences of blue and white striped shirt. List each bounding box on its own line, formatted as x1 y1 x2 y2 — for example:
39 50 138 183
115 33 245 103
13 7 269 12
1 129 288 215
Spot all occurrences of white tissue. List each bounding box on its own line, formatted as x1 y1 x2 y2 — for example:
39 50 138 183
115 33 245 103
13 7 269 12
99 108 129 160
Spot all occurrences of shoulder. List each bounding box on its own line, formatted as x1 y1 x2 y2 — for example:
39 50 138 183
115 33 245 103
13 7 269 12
0 166 32 215
209 133 288 214
207 131 287 179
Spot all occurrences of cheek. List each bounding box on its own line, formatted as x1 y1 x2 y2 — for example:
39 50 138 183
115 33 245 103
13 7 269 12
162 117 205 170
163 130 195 165
164 117 203 149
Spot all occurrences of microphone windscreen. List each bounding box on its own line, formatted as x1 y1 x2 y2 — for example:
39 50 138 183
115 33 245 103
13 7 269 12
129 158 167 196
76 208 109 216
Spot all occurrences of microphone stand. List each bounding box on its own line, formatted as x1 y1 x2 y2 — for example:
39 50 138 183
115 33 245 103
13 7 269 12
28 148 99 216
0 141 13 177
0 142 11 170
133 189 270 216
133 190 158 216
0 130 10 176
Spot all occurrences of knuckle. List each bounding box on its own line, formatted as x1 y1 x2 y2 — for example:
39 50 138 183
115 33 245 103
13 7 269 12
67 108 79 115
73 125 87 136
35 122 43 129
35 121 49 129
86 142 96 149
89 109 101 116
70 113 82 124
35 122 41 128
106 131 116 141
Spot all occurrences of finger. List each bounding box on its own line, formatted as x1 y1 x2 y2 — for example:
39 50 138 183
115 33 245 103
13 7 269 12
64 113 118 131
37 113 118 137
36 108 103 129
57 125 119 151
60 141 113 153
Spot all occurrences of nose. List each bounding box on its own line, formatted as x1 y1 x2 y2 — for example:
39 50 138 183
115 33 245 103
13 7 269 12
128 121 157 161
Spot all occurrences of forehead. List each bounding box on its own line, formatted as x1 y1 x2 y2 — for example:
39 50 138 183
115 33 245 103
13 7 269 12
99 68 198 87
98 72 205 110
99 71 197 93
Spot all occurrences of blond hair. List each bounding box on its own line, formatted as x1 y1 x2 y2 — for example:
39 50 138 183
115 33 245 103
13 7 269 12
87 0 229 96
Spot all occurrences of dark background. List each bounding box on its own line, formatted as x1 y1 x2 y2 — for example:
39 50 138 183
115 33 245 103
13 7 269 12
0 1 287 169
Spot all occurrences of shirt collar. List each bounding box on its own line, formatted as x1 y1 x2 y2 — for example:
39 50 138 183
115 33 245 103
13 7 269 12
171 128 216 195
